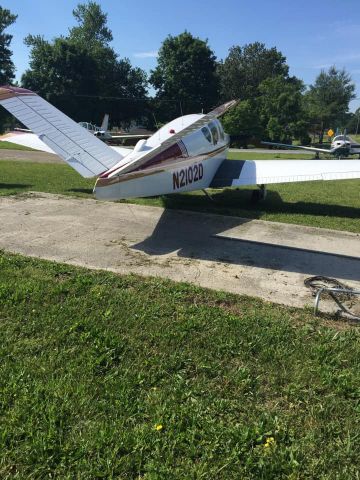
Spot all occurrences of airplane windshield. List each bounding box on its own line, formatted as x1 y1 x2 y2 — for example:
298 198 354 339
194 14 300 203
201 126 212 143
209 121 219 145
78 121 99 132
217 120 225 140
333 135 351 142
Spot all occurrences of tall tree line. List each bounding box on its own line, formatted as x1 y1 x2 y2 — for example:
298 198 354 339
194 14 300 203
0 2 356 140
21 2 148 127
0 6 17 132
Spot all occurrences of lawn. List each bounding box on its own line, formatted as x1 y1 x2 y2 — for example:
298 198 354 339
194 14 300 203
0 251 359 479
0 140 34 151
1 156 359 233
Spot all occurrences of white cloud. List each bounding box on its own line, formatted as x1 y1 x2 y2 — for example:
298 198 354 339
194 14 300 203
310 52 360 70
133 50 158 59
311 63 333 70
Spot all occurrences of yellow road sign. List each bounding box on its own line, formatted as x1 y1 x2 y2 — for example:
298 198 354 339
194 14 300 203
327 128 334 137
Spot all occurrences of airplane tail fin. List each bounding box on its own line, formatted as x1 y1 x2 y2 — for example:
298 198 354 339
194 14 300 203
100 113 109 132
0 86 124 178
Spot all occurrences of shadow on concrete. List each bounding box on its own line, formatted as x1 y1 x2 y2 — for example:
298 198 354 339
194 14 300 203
132 208 360 282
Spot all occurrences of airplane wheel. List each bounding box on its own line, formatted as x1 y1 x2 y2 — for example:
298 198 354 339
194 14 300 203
251 189 261 203
251 185 267 203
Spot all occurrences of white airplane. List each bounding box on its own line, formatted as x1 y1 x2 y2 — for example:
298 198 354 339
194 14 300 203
78 113 110 139
79 114 151 142
262 131 360 158
0 85 360 202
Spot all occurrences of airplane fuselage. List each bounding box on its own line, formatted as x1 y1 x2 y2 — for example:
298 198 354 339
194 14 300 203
331 135 360 156
94 114 230 200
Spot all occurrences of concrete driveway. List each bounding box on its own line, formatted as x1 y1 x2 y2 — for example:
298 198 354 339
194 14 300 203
0 192 359 315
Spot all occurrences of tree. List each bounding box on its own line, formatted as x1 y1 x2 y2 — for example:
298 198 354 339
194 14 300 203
21 2 148 126
0 7 18 132
69 1 113 47
0 6 17 84
259 75 309 142
221 100 262 146
218 42 289 102
345 108 360 134
304 66 356 142
150 32 219 120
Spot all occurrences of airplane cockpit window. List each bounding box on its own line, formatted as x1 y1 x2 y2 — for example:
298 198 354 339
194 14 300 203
209 121 219 145
201 126 212 143
217 120 225 140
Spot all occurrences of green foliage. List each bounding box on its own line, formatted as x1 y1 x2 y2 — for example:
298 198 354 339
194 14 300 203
217 44 309 143
345 108 360 134
259 76 308 142
22 35 98 98
69 1 113 47
304 66 356 141
0 6 17 133
0 6 17 84
217 42 289 102
21 2 148 126
0 252 360 478
221 100 263 145
150 31 219 120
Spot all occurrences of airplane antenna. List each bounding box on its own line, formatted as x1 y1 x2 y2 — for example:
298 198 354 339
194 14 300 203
178 101 184 127
152 112 159 130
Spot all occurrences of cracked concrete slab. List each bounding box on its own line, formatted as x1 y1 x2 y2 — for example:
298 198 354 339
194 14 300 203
0 192 359 314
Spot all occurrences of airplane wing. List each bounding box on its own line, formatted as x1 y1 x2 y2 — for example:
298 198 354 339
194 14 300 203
0 86 124 177
210 159 360 187
261 141 334 154
110 134 152 139
0 130 133 158
0 131 56 153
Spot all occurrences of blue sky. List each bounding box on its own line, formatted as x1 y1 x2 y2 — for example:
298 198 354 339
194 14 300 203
3 0 360 111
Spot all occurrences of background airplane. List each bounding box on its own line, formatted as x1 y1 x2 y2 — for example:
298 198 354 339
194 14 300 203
79 114 152 143
262 130 360 158
0 85 360 202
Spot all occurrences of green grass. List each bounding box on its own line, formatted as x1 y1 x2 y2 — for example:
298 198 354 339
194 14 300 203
0 251 359 479
0 161 94 198
0 140 34 151
1 157 359 233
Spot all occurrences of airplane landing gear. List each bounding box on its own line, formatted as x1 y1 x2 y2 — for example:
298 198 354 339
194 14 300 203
202 189 215 202
251 184 267 202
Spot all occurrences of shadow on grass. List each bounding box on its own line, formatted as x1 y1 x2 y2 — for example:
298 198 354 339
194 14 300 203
67 188 93 195
159 189 360 220
0 183 32 190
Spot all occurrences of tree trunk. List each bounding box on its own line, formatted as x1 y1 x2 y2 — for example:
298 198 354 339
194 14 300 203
318 120 324 144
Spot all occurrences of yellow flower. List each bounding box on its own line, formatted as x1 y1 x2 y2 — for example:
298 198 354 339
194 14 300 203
264 437 276 449
154 424 163 431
